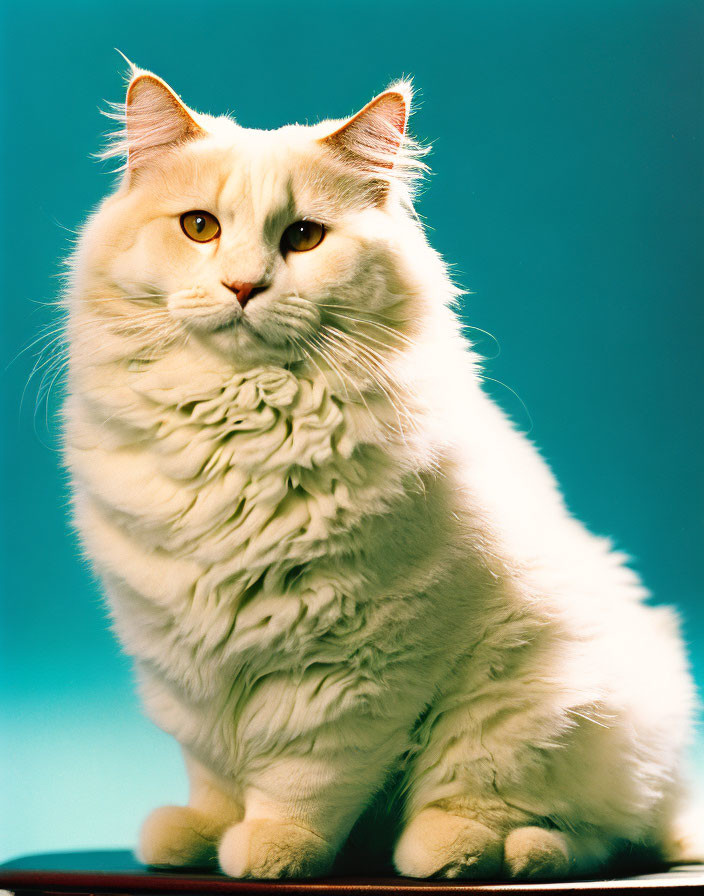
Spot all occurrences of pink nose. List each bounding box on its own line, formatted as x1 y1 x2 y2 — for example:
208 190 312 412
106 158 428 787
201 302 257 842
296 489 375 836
222 281 265 309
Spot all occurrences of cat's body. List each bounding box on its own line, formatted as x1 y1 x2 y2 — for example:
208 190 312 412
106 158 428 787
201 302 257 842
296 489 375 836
62 66 699 879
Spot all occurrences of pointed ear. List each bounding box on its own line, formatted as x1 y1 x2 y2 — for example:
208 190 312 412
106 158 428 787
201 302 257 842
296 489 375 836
123 71 205 170
320 83 410 174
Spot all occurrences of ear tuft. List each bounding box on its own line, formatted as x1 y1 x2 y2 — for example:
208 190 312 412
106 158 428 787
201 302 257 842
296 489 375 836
114 48 138 79
319 80 428 198
98 66 205 172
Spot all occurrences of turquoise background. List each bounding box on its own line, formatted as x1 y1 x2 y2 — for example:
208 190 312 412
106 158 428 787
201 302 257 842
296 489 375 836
1 0 702 863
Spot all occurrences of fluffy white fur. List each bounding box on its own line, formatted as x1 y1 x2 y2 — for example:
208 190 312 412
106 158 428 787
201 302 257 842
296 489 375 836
61 65 700 880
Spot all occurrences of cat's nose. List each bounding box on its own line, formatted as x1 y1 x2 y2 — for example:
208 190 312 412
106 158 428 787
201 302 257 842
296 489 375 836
222 281 267 309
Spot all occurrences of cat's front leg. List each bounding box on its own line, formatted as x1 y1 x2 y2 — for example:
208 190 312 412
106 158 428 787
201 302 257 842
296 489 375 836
394 805 609 880
219 814 335 878
138 751 243 868
216 759 360 878
218 737 400 879
393 683 614 880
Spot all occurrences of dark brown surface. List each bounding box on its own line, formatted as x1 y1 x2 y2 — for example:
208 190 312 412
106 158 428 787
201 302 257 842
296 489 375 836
0 851 703 895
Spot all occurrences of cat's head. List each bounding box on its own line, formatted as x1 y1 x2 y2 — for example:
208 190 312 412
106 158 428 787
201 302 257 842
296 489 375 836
71 65 452 375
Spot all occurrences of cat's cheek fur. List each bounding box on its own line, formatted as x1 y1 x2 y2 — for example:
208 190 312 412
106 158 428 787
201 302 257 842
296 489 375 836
281 221 394 311
283 234 357 299
62 71 701 879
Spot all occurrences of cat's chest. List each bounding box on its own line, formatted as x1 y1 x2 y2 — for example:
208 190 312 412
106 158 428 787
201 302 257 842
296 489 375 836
69 362 414 691
73 362 401 559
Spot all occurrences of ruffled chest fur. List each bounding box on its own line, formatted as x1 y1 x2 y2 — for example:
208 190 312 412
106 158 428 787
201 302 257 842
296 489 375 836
64 353 430 719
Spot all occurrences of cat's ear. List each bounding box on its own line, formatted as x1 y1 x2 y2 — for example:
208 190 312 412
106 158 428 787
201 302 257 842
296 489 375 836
321 84 408 170
100 65 206 172
319 81 426 199
124 71 205 170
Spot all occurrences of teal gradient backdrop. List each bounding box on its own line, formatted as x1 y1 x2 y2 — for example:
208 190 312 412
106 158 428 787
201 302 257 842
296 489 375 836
1 0 702 863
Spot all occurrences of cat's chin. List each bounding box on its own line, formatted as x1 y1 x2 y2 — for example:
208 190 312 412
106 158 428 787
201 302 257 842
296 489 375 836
195 318 300 368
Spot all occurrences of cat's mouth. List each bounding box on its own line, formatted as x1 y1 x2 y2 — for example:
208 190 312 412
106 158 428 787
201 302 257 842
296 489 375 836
212 319 239 333
210 313 268 346
167 288 244 333
179 310 242 333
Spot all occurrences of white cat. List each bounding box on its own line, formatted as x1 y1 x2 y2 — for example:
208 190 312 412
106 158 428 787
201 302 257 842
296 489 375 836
61 64 701 880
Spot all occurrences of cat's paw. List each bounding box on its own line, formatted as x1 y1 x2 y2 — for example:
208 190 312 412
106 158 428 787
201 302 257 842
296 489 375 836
503 826 571 879
218 817 336 878
137 805 219 868
393 807 503 879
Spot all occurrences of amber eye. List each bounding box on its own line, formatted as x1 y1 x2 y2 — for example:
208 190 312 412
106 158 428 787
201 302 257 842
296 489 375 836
180 211 221 243
281 220 325 254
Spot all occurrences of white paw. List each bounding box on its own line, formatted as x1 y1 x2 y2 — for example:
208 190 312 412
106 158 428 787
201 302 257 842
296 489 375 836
218 817 335 878
137 805 219 868
394 807 503 879
503 826 571 879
